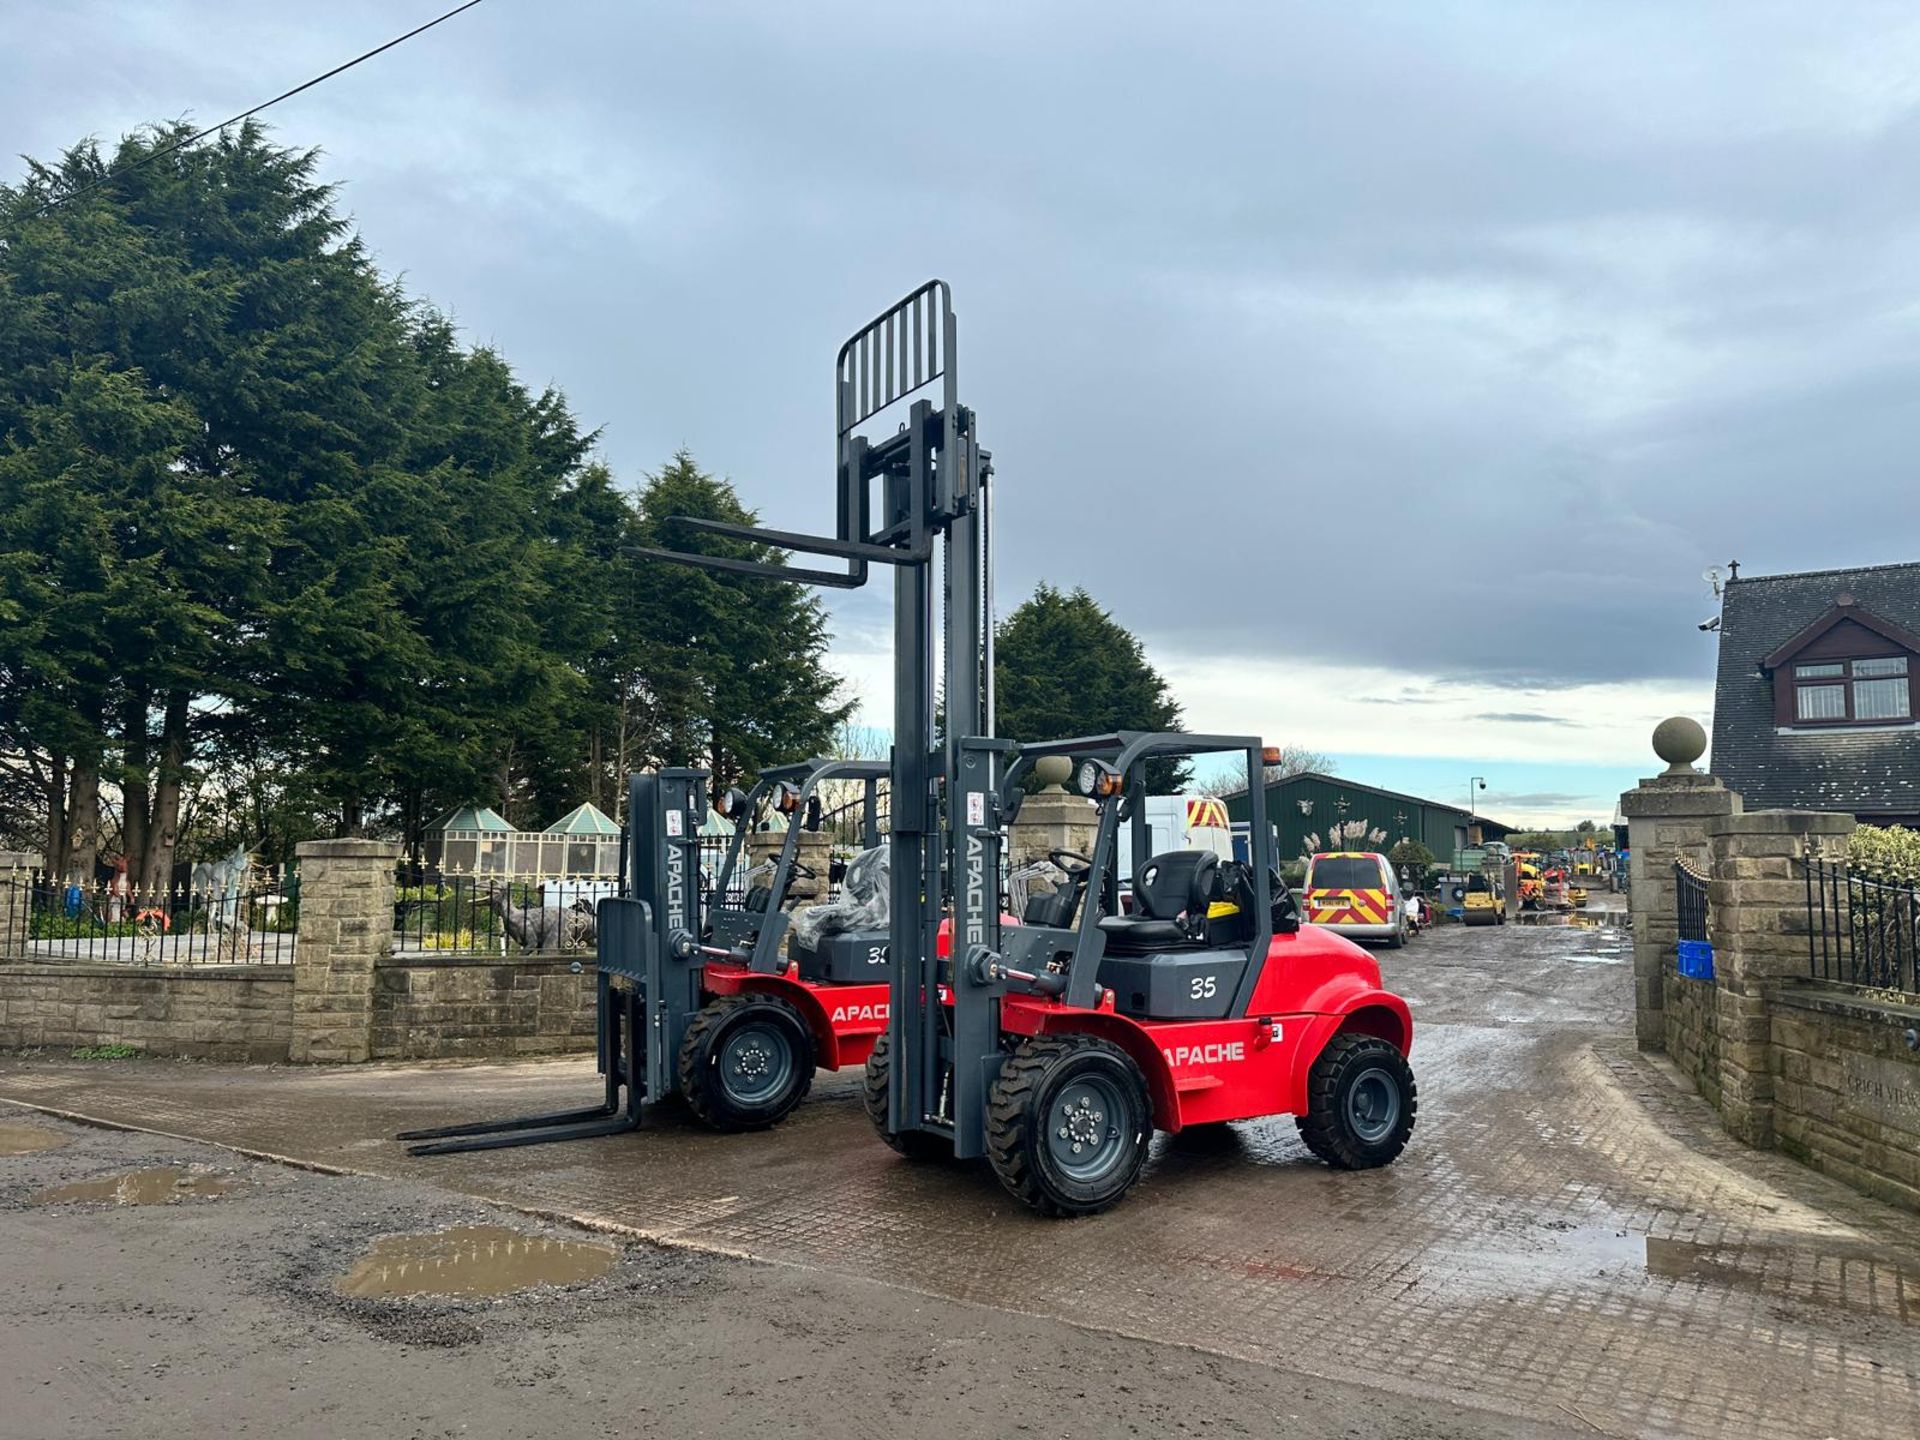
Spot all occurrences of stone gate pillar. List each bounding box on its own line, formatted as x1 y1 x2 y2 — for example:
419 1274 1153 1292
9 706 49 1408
1620 719 1740 1053
288 838 399 1063
1705 809 1855 1148
748 826 834 905
0 851 37 957
1008 758 1098 873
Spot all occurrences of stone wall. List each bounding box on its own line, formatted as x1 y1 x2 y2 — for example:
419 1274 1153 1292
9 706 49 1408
1772 988 1920 1212
0 962 292 1061
1620 771 1739 1053
288 838 399 1064
1703 810 1853 1148
371 955 598 1060
1623 739 1920 1213
1662 955 1720 1108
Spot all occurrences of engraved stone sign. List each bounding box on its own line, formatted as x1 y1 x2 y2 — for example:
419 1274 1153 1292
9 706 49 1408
1842 1052 1920 1132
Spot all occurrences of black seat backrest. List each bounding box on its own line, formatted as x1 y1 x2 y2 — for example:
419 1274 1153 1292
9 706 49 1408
1023 884 1079 929
1134 850 1219 921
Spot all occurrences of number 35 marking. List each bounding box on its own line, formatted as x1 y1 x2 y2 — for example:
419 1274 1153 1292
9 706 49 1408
1189 975 1218 1000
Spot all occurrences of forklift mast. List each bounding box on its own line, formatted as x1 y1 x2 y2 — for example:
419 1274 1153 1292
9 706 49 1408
634 280 1006 1156
399 766 705 1154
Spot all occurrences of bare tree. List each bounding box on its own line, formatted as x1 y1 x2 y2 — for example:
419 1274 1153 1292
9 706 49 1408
1198 742 1335 798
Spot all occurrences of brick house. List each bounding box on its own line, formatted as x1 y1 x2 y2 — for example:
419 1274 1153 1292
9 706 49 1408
1710 562 1920 826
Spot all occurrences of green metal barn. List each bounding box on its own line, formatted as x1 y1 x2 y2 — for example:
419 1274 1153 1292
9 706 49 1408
1222 773 1511 866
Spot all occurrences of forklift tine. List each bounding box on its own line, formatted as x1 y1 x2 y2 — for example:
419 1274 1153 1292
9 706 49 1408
395 1102 618 1142
404 1112 641 1157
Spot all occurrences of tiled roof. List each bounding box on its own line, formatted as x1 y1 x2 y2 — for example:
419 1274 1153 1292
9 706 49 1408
1710 563 1920 815
544 802 620 836
429 804 514 834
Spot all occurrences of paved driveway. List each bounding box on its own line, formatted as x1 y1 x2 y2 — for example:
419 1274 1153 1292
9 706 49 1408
3 918 1915 1439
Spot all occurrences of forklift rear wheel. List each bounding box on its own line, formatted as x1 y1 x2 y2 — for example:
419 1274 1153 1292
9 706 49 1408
861 1030 952 1160
986 1035 1152 1217
1296 1032 1416 1169
676 994 815 1132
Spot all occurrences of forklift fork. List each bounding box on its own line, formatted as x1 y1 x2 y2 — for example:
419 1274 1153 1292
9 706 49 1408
396 974 647 1155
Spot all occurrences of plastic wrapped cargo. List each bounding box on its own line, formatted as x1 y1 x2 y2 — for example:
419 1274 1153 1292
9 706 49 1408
790 845 888 950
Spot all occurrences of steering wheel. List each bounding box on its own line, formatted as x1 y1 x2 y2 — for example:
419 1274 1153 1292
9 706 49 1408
1049 848 1093 877
789 860 817 881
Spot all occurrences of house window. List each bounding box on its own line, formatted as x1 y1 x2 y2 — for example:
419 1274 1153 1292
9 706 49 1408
1793 657 1911 724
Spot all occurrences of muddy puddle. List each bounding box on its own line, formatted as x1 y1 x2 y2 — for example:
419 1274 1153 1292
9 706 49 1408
335 1224 618 1299
32 1166 242 1206
0 1120 70 1155
1440 1225 1920 1324
1518 911 1624 929
1645 1235 1918 1323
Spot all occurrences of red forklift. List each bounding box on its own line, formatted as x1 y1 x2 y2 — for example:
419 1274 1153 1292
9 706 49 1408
398 757 901 1152
649 281 1418 1213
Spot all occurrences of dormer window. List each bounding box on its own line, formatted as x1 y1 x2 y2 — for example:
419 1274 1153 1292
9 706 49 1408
1793 657 1910 723
1764 594 1920 730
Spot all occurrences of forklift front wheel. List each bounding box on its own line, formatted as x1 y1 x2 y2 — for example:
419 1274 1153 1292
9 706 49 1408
986 1035 1152 1217
1296 1032 1417 1169
861 1030 952 1161
676 994 816 1132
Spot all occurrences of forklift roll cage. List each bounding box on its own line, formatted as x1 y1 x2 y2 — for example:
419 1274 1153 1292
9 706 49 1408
705 756 888 974
998 731 1279 1015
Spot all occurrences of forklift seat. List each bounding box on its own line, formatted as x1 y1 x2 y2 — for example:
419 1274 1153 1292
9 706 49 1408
1097 850 1218 955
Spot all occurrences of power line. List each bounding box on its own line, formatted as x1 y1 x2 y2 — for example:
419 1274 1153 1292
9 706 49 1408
16 0 489 222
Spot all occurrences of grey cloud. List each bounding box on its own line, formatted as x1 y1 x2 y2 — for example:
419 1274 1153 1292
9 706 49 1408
6 1 1918 697
1475 712 1578 726
1495 792 1601 808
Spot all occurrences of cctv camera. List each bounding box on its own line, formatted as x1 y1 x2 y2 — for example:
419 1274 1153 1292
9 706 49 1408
1698 616 1721 632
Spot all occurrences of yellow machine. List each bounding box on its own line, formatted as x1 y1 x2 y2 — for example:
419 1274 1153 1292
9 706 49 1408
1461 873 1506 927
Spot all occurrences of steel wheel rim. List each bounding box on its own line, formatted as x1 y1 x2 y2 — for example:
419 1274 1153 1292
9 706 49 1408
718 1019 795 1105
1344 1065 1400 1144
1046 1074 1131 1183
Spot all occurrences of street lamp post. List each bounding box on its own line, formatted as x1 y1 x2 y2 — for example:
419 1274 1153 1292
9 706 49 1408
1468 776 1487 839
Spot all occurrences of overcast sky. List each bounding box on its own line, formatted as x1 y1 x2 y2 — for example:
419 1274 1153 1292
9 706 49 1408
9 1 1920 824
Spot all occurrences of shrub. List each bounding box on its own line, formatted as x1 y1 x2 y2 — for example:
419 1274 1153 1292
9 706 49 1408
31 914 140 941
1851 824 1920 877
1388 838 1435 888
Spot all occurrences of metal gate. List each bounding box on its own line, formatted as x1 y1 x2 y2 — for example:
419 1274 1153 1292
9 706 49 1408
1674 859 1713 980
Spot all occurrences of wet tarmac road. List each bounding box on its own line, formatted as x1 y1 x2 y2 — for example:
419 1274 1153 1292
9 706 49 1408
3 918 1918 1439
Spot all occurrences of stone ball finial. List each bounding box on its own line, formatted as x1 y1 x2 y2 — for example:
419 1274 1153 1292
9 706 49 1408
1033 755 1073 792
1652 716 1707 776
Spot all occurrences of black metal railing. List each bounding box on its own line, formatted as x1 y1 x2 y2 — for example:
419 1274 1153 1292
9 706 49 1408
392 868 607 956
1674 859 1712 980
1 870 297 966
1805 855 1920 996
1676 860 1709 943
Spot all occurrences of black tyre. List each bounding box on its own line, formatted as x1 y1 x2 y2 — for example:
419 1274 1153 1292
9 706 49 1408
986 1035 1153 1217
1385 920 1407 949
861 1029 951 1160
676 994 815 1132
1296 1032 1416 1169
